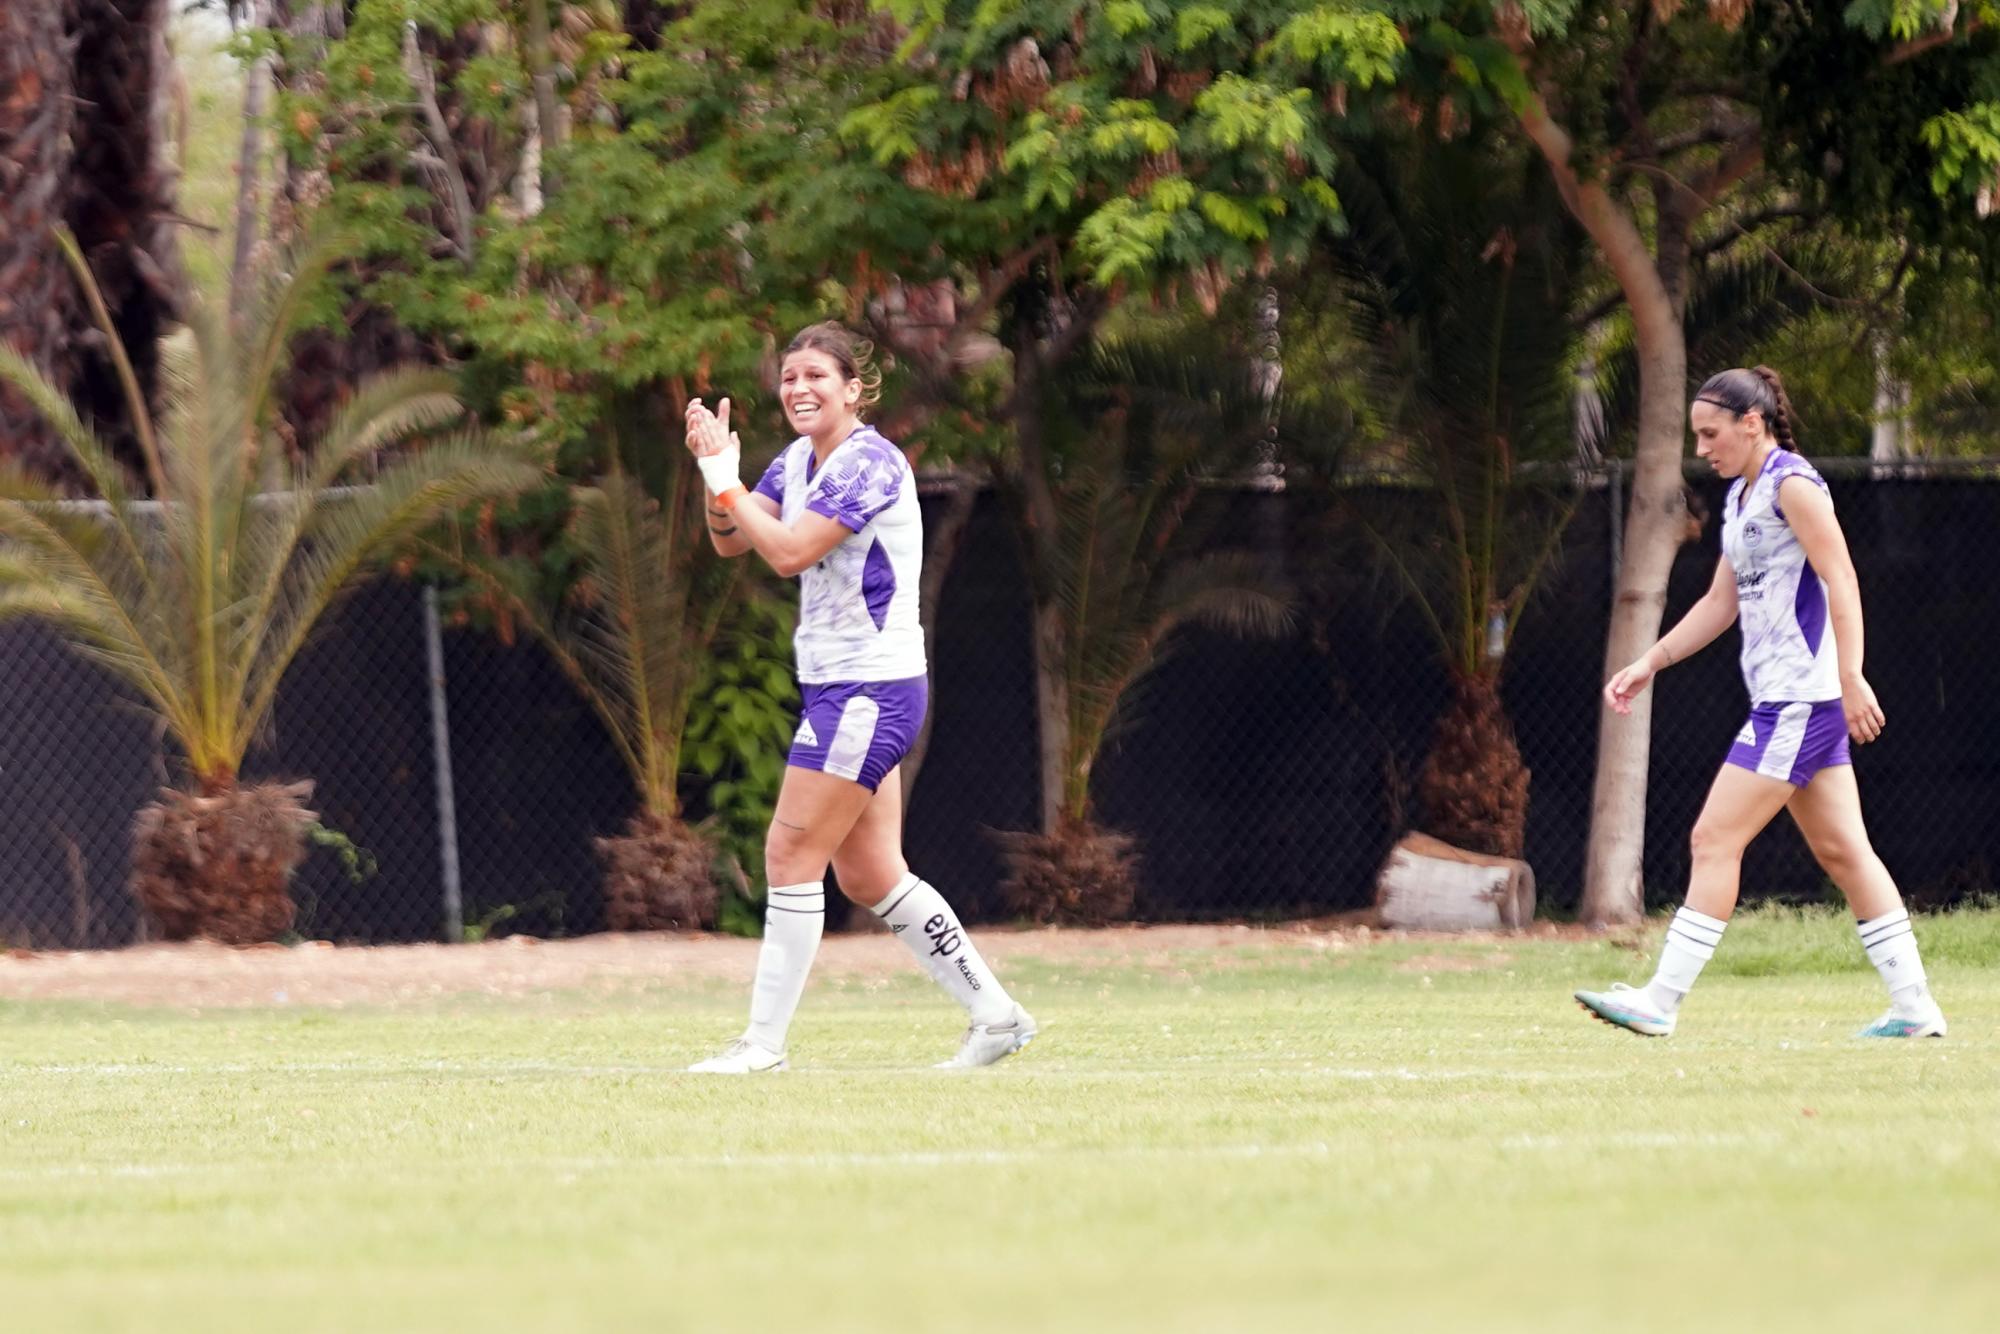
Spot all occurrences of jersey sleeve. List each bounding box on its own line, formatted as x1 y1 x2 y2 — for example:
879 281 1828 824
751 450 788 504
805 440 906 533
1769 453 1827 522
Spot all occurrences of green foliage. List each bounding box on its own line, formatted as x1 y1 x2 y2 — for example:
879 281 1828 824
307 822 380 886
849 1 1396 290
684 593 799 927
0 231 542 790
1922 103 2000 201
1841 0 1977 43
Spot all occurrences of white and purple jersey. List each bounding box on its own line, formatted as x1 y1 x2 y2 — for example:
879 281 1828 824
751 425 925 685
1721 449 1840 704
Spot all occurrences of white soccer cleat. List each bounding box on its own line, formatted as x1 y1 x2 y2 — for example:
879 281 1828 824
935 1004 1038 1069
1857 999 1947 1039
688 1036 789 1074
1575 982 1677 1037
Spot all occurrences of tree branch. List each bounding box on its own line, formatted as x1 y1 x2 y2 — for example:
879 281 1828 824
1690 203 1813 262
401 22 475 265
1646 118 1760 161
1886 18 1985 66
1616 6 1658 165
1503 59 1679 354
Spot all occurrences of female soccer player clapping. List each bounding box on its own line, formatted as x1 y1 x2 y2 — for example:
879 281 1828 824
682 323 1035 1072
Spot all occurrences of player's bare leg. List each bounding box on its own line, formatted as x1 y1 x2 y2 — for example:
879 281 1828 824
689 767 873 1073
1576 765 1792 1037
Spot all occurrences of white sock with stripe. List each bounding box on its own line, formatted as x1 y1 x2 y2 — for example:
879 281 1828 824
1857 906 1931 1007
872 873 1015 1026
744 881 825 1054
1646 906 1728 1014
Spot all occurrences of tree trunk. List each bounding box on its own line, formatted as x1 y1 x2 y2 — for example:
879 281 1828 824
1509 83 1703 927
523 0 561 184
1869 330 1913 473
1579 267 1688 926
66 0 182 481
0 0 78 480
1418 673 1531 860
1032 599 1070 837
229 0 276 327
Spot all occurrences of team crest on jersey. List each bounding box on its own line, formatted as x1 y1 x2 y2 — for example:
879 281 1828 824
1742 521 1763 547
796 719 819 747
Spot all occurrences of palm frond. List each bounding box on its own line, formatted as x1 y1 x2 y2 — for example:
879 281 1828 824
52 227 164 493
308 368 468 492
227 365 473 697
1148 551 1294 644
241 229 349 434
563 469 695 807
0 499 178 708
235 439 543 758
0 345 160 587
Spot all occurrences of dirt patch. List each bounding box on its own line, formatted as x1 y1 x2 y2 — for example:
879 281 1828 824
0 919 1604 1009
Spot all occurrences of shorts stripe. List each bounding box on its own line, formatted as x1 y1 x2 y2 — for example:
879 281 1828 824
822 696 880 783
1726 698 1849 787
1756 702 1812 781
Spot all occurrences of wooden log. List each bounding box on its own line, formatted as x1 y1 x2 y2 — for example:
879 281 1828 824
1375 831 1536 933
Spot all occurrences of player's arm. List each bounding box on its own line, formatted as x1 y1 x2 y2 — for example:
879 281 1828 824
685 395 851 576
714 492 851 577
1604 557 1739 714
703 489 771 558
1780 474 1883 742
1652 555 1741 669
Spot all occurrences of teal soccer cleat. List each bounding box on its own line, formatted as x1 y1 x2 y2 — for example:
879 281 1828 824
1856 1002 1947 1039
1575 982 1676 1037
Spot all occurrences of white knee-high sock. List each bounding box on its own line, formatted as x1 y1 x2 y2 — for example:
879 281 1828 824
1647 906 1728 1013
744 882 824 1053
1857 906 1931 1006
872 873 1015 1026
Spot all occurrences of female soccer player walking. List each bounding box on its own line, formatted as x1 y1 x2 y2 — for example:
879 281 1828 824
682 322 1036 1072
1576 366 1946 1039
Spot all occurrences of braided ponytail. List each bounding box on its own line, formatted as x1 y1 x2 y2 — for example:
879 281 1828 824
1750 365 1799 453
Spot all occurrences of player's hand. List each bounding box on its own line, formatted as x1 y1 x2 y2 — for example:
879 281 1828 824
1843 674 1885 745
684 396 731 458
1603 656 1656 715
684 397 742 495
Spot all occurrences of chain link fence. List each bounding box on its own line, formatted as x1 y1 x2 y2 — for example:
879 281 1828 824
5 463 2000 948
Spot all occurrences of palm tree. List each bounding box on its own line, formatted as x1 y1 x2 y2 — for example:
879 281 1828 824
427 432 782 932
0 231 542 943
1302 142 1591 860
991 330 1301 924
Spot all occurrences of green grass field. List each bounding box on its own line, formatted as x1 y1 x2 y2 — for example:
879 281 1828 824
5 910 1999 1334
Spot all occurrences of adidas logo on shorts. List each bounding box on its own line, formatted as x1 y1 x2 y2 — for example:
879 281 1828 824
796 720 819 747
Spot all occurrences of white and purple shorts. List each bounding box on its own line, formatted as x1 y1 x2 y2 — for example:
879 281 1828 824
787 676 928 792
1725 699 1851 787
